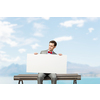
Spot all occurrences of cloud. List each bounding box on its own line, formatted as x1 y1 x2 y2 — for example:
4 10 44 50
18 49 26 53
0 51 20 62
0 51 6 54
86 17 99 21
0 17 6 20
0 21 18 47
88 28 94 33
33 22 45 30
18 38 39 46
33 22 46 37
0 20 39 48
27 17 50 23
60 19 85 28
0 43 5 49
5 39 18 47
27 17 40 23
31 43 41 49
72 17 99 21
71 17 78 20
93 38 98 41
33 32 44 37
41 17 50 20
54 36 73 42
5 34 39 47
1 56 20 62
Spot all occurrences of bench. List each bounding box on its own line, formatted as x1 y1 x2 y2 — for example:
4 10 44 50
13 73 81 84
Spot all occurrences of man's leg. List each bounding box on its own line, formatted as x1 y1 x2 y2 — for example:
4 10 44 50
48 73 57 84
37 73 46 84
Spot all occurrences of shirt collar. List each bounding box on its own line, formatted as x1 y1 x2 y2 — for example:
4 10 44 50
48 49 53 53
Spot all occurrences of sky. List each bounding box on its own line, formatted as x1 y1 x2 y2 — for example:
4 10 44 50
0 17 100 68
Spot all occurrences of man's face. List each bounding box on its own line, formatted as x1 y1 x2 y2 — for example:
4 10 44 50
48 43 56 51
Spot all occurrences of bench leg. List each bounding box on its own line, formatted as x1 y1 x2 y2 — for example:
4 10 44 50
18 80 24 84
18 80 20 84
22 80 24 84
73 80 77 84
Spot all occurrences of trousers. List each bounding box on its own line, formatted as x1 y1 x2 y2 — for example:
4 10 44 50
37 73 57 84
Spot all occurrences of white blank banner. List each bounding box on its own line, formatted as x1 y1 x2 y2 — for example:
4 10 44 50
26 54 67 74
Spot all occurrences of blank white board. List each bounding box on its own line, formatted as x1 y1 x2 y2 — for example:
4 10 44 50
26 54 67 74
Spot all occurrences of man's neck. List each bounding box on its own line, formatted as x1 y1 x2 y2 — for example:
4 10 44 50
48 49 53 52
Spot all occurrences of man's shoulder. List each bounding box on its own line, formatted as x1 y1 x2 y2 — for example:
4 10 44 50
41 49 48 52
53 51 57 55
40 49 48 54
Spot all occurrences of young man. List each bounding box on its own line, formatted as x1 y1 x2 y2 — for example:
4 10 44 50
34 40 62 84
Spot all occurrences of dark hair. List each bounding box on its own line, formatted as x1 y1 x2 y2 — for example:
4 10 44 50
49 40 57 46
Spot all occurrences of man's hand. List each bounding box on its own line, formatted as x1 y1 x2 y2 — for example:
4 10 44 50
58 53 62 56
34 52 38 55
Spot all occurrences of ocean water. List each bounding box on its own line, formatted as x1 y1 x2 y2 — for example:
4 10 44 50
0 76 100 84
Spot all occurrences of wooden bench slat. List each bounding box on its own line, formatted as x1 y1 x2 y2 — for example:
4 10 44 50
13 74 81 84
18 73 78 75
15 74 79 77
14 76 81 78
14 78 81 80
14 76 78 78
14 76 81 80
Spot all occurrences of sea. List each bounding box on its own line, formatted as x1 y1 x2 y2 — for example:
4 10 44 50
0 76 100 84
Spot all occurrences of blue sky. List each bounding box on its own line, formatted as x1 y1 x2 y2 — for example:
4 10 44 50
0 17 100 68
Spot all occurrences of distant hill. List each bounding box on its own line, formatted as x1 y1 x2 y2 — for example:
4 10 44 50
67 62 100 77
67 62 100 73
0 63 37 76
0 62 100 77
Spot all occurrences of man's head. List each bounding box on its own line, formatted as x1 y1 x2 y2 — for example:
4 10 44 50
48 40 57 51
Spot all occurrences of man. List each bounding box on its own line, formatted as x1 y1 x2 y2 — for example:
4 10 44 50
34 40 62 84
